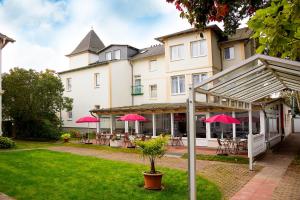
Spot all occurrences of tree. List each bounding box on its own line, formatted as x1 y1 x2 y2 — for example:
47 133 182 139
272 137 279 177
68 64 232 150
248 0 300 60
2 68 73 139
166 0 270 35
167 0 300 60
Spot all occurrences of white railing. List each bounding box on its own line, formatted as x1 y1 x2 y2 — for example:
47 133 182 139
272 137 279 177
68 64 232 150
251 133 267 157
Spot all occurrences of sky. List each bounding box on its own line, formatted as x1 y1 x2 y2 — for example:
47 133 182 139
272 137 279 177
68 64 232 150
0 0 246 73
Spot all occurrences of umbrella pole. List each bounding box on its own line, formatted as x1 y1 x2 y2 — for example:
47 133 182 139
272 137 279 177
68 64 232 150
221 125 224 139
88 122 90 143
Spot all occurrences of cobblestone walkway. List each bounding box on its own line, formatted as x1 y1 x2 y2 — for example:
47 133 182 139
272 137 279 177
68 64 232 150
49 146 257 199
231 133 300 200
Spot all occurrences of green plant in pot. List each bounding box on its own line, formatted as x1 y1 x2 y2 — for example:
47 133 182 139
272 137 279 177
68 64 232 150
135 136 169 190
61 133 71 143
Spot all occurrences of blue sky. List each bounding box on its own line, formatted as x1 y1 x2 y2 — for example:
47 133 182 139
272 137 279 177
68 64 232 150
0 0 224 72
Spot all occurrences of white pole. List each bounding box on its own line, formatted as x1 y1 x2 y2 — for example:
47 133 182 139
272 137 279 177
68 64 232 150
125 121 129 133
232 111 236 139
170 113 174 136
206 113 211 139
248 104 254 170
188 84 196 200
135 121 139 134
152 113 156 137
110 115 113 134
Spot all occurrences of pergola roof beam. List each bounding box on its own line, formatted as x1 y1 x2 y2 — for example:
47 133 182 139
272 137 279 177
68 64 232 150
268 65 300 76
217 72 273 96
240 82 284 100
244 85 286 102
233 79 282 99
280 77 300 85
277 72 300 81
283 81 300 89
209 64 265 92
228 77 278 97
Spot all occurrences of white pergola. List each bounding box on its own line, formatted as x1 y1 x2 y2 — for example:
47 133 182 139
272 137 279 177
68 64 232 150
187 54 300 200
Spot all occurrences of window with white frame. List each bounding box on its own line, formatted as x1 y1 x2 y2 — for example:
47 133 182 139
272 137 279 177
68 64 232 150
191 40 207 57
66 78 72 91
170 44 184 61
224 47 235 60
94 73 100 88
105 52 112 60
67 110 73 120
149 60 158 72
149 84 157 98
114 50 121 60
192 73 208 85
171 75 185 95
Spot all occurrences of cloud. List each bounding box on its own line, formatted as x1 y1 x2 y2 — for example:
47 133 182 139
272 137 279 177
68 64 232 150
0 0 193 72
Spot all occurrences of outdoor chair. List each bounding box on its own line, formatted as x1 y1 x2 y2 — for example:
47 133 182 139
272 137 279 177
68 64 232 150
95 133 101 145
216 138 229 155
123 133 134 148
170 136 184 146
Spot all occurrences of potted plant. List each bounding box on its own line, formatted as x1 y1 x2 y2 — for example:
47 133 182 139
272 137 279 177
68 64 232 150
135 136 169 190
61 133 71 143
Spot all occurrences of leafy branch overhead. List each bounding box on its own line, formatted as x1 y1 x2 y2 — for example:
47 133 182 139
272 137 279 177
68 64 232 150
166 0 270 35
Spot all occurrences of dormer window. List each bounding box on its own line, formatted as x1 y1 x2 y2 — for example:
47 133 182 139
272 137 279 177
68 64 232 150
106 52 112 60
114 50 121 60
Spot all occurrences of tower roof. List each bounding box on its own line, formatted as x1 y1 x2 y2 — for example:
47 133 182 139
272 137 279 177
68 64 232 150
67 30 105 57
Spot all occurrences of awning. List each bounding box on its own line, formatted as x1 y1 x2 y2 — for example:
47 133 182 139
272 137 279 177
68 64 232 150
195 54 300 107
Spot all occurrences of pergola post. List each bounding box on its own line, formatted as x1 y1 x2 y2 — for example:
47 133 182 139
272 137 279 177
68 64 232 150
125 121 129 133
152 113 156 137
109 115 115 134
135 121 139 134
170 113 174 136
188 84 196 200
232 111 236 139
205 112 211 139
248 104 254 170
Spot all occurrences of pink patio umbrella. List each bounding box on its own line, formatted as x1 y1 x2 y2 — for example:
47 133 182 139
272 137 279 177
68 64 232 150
76 116 100 143
204 114 240 139
120 114 146 134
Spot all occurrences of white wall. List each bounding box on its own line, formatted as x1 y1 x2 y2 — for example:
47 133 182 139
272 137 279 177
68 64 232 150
60 65 110 128
294 118 300 133
132 55 167 105
111 60 132 107
69 53 90 69
221 41 245 69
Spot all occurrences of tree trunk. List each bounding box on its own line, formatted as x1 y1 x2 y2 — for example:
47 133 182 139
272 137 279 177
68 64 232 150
150 158 156 174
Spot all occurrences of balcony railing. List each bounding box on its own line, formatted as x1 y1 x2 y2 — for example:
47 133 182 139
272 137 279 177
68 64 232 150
132 85 143 95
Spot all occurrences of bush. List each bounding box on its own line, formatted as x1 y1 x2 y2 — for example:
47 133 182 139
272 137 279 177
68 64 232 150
0 136 16 149
61 133 71 140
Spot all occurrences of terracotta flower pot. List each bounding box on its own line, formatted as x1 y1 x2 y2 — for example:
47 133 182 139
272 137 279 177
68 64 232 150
143 172 163 190
64 138 69 143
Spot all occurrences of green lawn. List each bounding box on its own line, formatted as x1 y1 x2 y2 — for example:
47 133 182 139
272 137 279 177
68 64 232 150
0 150 221 200
182 153 249 164
13 140 61 149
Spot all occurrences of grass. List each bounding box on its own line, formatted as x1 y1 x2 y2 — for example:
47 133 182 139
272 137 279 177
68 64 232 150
0 150 221 200
292 151 300 165
13 140 61 149
182 153 249 164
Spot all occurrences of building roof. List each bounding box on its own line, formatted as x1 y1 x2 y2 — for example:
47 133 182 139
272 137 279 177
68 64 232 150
90 102 258 115
66 30 105 57
155 24 223 42
220 27 253 44
58 61 109 75
97 44 139 54
130 44 164 60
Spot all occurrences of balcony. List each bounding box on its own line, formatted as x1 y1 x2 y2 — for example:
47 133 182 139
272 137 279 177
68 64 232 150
132 85 143 95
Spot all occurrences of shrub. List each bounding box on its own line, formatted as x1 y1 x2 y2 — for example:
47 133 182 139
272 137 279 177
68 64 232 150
61 133 71 140
0 136 16 149
69 129 80 138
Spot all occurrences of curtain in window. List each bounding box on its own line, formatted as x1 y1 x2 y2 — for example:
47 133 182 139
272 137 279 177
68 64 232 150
171 77 178 94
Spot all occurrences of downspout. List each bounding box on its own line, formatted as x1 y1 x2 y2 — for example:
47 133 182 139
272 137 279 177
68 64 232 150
129 60 134 106
218 45 223 72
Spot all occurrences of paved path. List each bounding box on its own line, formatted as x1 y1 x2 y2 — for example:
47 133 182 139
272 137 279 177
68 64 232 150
231 133 300 200
0 193 13 200
49 146 257 199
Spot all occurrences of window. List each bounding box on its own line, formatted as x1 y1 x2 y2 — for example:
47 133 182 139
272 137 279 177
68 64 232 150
170 44 184 61
224 47 235 60
171 75 185 94
193 73 208 85
94 73 100 88
149 84 157 98
114 50 121 60
191 40 207 57
133 75 142 94
67 110 73 120
149 60 158 72
105 52 112 60
66 78 72 91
